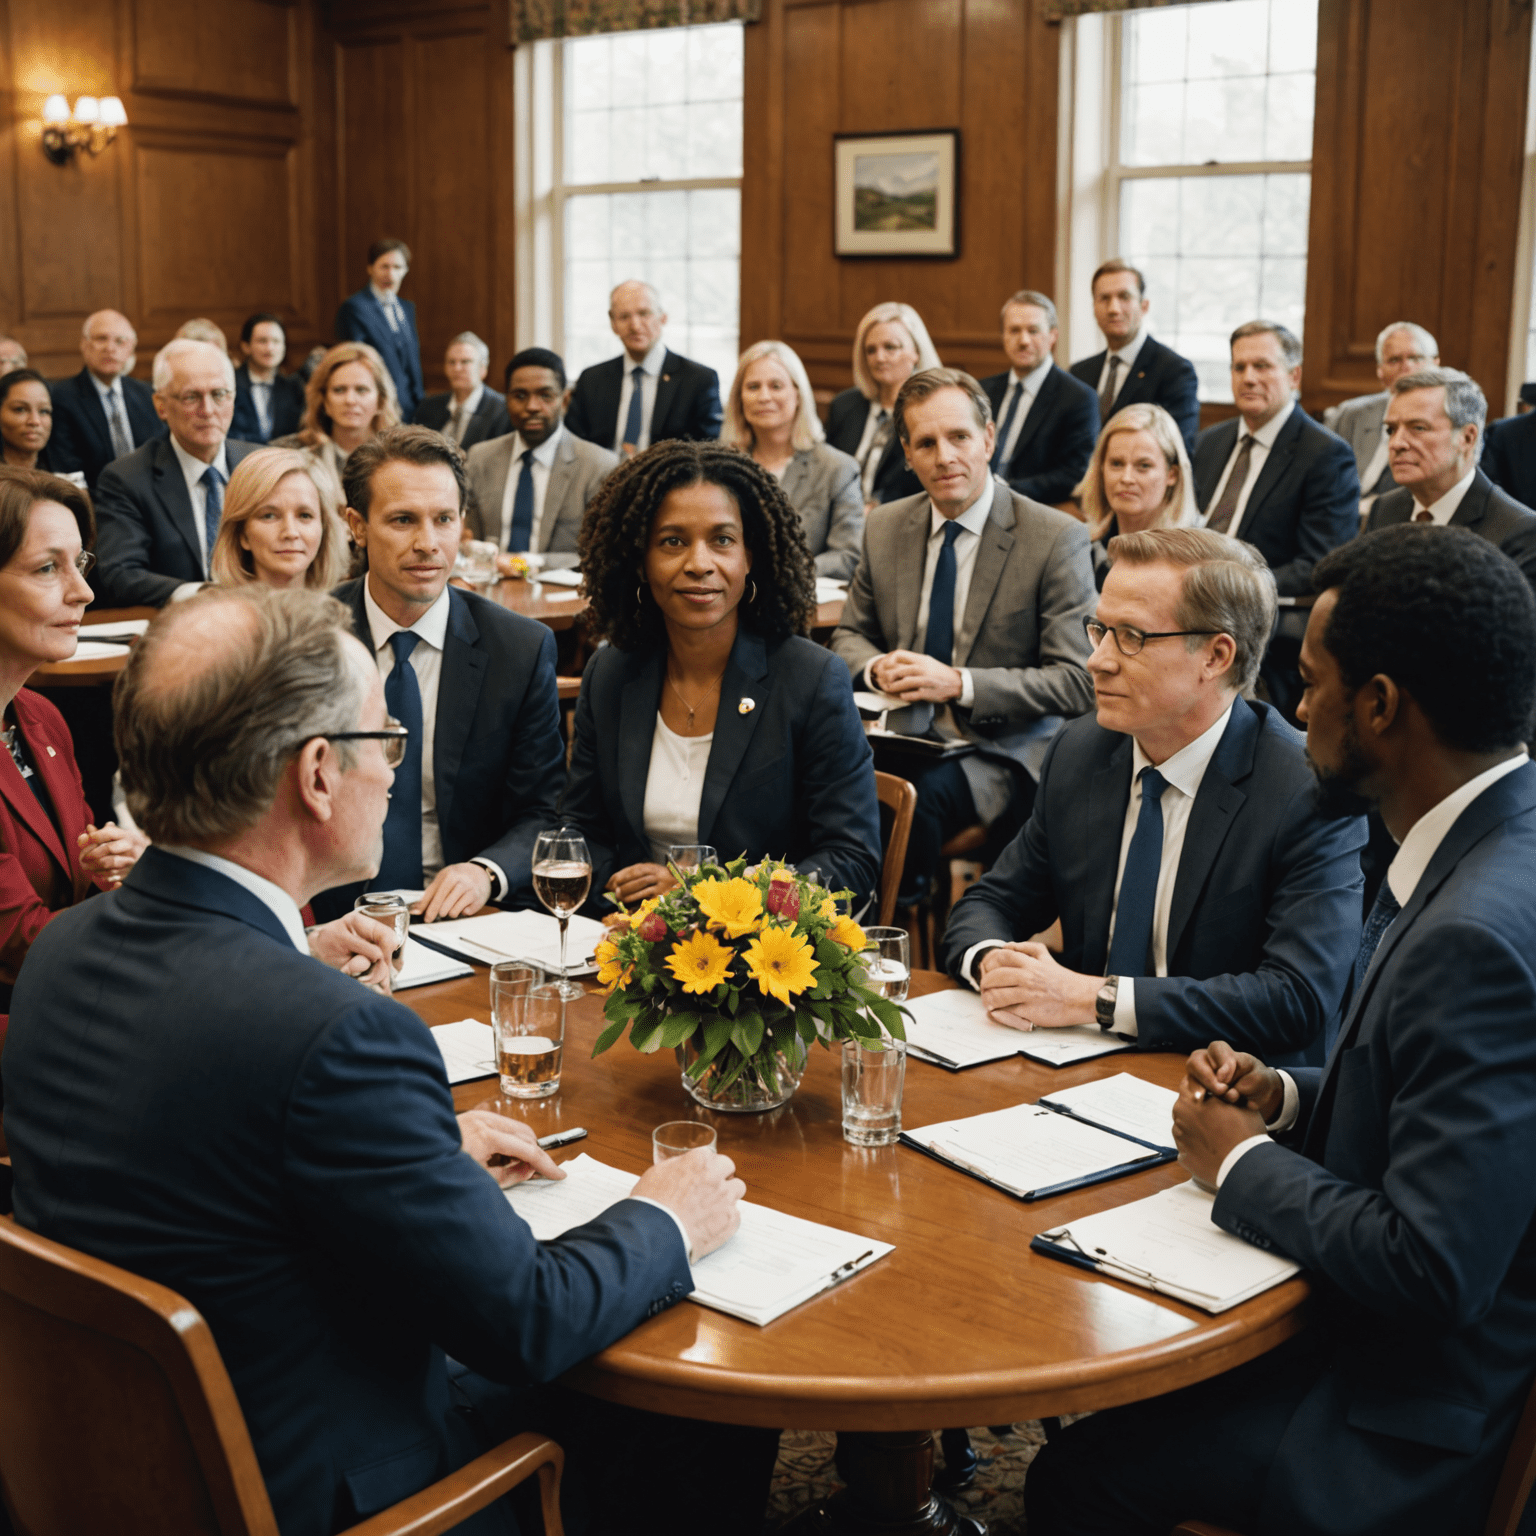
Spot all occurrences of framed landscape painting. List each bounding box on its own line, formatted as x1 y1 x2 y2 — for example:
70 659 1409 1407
834 130 960 258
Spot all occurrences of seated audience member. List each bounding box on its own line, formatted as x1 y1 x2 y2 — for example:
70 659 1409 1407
0 370 64 475
1069 259 1200 455
1027 524 1536 1536
1324 320 1438 512
1480 393 1536 513
210 446 351 592
563 439 881 911
1078 402 1198 588
175 317 229 355
721 340 864 580
981 290 1100 508
93 339 259 608
47 310 165 490
0 468 146 1021
825 301 940 509
230 312 305 445
3 582 777 1536
464 347 615 571
566 280 723 455
945 527 1364 1061
272 339 400 494
1367 367 1536 590
831 368 1096 893
335 236 423 420
311 426 565 924
413 332 512 449
0 337 28 375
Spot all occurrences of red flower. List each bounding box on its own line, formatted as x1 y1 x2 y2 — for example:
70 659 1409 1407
765 881 800 921
637 911 669 943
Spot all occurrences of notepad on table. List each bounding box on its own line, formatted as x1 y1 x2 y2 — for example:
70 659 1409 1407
1032 1180 1301 1312
430 1018 497 1084
901 987 1134 1070
506 1153 892 1326
392 936 474 992
1037 1073 1177 1152
412 910 607 976
80 617 151 640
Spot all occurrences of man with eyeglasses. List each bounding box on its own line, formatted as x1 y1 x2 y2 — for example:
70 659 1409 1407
464 347 617 571
92 338 260 608
944 526 1366 1062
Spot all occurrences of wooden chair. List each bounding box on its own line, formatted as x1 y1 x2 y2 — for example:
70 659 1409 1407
873 771 917 929
0 1216 564 1536
556 675 582 763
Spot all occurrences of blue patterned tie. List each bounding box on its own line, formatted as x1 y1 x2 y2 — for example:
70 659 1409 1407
1353 880 1400 994
1107 767 1169 978
508 449 535 551
923 521 964 666
621 365 645 448
201 465 226 577
377 631 424 889
990 381 1024 472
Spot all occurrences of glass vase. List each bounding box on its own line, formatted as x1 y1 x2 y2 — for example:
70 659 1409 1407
675 1029 809 1113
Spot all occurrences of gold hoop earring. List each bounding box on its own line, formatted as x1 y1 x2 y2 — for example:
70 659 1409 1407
636 582 648 605
747 579 758 604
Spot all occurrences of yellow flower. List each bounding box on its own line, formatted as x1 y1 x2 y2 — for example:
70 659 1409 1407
829 915 867 951
818 896 838 920
594 938 625 988
693 876 764 939
665 929 734 995
742 926 819 1007
633 896 661 920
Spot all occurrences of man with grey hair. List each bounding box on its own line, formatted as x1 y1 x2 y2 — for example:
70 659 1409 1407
411 330 511 448
47 308 166 489
945 525 1365 1061
0 336 27 375
979 288 1100 506
1367 365 1536 590
565 278 723 453
93 337 259 607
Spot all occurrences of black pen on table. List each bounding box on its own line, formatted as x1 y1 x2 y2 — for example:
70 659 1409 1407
488 1127 587 1167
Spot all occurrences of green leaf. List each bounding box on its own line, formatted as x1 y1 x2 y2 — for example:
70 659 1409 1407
691 1016 734 1071
795 1011 817 1045
592 1016 628 1056
658 1011 701 1049
731 1011 765 1057
629 1017 662 1053
867 996 907 1037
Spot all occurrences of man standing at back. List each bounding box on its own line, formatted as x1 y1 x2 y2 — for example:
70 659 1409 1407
564 281 722 455
335 237 424 421
48 309 166 489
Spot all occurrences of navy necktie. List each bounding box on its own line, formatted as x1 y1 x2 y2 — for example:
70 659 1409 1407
990 382 1024 472
1107 767 1169 978
377 631 424 890
1353 880 1401 995
621 365 645 448
509 449 535 551
201 465 226 576
923 521 964 666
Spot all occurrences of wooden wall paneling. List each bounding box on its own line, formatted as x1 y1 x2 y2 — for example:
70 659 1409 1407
336 37 410 306
131 0 296 110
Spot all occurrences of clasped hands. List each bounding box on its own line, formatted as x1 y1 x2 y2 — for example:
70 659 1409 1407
870 649 963 705
977 942 1102 1029
77 821 149 889
1172 1041 1284 1187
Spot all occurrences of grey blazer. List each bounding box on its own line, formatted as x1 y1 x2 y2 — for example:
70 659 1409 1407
830 480 1097 776
1325 390 1391 487
464 427 618 569
780 442 865 581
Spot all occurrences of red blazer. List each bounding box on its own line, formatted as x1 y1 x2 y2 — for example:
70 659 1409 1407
1 689 94 1034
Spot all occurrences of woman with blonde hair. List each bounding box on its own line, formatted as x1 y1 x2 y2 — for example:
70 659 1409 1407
721 340 864 579
1077 402 1198 588
210 446 351 590
272 340 400 491
824 302 941 509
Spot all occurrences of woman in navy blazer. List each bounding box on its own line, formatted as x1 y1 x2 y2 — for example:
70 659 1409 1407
563 439 881 912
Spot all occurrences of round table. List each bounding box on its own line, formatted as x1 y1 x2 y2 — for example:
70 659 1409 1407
405 966 1307 1534
30 607 156 688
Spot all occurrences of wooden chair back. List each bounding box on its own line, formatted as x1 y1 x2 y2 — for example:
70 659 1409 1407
873 771 917 929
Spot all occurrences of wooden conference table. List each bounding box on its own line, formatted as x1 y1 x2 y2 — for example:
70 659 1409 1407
407 967 1308 1534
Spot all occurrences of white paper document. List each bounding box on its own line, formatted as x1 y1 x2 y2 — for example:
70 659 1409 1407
430 1018 497 1084
1035 1180 1301 1313
901 987 1027 1068
815 577 849 605
415 910 608 976
80 618 151 640
535 567 583 587
903 1102 1164 1200
1016 1023 1136 1067
393 936 474 991
505 1154 892 1326
56 641 127 663
1039 1073 1178 1151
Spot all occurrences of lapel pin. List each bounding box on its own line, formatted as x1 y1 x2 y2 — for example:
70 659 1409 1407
46 745 56 757
738 697 755 715
662 373 671 382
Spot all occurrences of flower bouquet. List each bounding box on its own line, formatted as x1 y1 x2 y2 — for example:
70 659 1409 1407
592 858 908 1113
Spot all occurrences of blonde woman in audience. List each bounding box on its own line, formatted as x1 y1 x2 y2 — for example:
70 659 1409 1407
1077 401 1198 589
721 340 864 580
824 301 941 509
272 340 400 492
209 446 351 592
175 317 230 355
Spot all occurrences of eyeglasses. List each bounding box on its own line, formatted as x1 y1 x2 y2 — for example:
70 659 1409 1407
304 716 410 767
166 389 234 409
1084 617 1220 657
30 551 94 583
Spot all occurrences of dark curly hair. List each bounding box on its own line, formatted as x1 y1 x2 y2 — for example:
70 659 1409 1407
577 439 816 651
1312 524 1536 753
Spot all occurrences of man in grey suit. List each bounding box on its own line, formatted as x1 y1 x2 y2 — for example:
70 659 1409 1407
1324 320 1438 513
832 367 1096 895
464 347 617 570
1367 366 1536 591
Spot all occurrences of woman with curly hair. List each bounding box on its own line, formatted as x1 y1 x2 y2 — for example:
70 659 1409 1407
563 438 881 911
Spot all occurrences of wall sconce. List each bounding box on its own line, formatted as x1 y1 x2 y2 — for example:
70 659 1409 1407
41 94 127 165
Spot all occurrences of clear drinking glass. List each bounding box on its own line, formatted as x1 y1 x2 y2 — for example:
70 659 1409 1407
860 927 910 1002
841 1035 907 1146
667 844 718 877
354 893 410 994
652 1121 717 1162
494 979 565 1099
460 538 500 589
532 828 592 1000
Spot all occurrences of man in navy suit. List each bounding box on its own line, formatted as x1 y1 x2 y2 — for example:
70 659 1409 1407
47 309 166 489
979 290 1100 507
412 331 512 449
564 281 722 455
230 312 306 444
1027 524 1536 1536
335 237 424 421
93 338 259 607
1069 259 1200 454
945 527 1364 1061
309 425 565 923
3 582 770 1536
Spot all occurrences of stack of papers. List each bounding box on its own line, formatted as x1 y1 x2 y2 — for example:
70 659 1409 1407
430 1018 497 1084
412 910 608 976
393 936 474 991
55 641 128 663
814 577 848 605
535 567 583 588
902 988 1135 1069
1038 1074 1177 1151
506 1153 892 1326
81 618 150 640
1033 1181 1301 1312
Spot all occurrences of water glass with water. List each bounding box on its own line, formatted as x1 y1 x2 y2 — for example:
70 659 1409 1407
354 893 410 994
667 844 718 877
652 1121 718 1162
860 927 910 1002
494 977 565 1099
841 1034 907 1146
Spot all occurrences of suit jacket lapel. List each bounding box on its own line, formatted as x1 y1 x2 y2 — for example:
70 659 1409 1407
435 591 487 829
1080 737 1135 974
79 371 113 463
1449 472 1493 533
1008 366 1060 468
955 483 1015 666
1242 408 1304 522
0 741 71 878
697 630 771 846
537 435 576 552
151 439 207 573
651 352 684 440
895 499 932 651
617 650 664 843
780 452 809 506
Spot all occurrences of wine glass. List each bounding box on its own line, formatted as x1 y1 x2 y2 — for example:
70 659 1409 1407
532 828 592 1000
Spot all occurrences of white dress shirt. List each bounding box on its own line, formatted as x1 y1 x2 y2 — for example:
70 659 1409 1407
499 427 565 552
1217 750 1531 1187
992 355 1054 469
612 338 667 453
245 371 274 439
157 846 309 955
90 371 132 442
1202 399 1295 540
445 384 485 444
168 435 231 576
853 400 897 501
1094 328 1150 411
642 718 713 863
1358 422 1391 505
1411 466 1478 525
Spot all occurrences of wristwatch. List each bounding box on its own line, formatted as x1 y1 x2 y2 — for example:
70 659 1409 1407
1095 975 1119 1029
